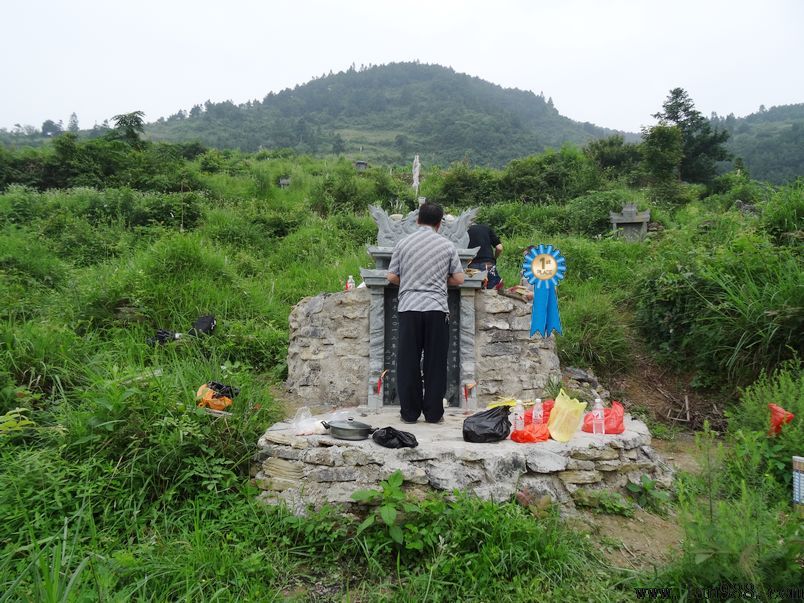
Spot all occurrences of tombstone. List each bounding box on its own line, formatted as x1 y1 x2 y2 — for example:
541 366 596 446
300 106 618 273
360 206 485 409
610 203 650 241
354 160 369 172
278 177 291 189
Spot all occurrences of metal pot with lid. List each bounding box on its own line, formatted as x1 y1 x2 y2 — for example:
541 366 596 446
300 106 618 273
321 417 375 440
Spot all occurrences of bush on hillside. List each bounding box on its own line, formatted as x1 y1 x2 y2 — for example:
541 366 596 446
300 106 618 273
501 146 600 204
636 237 802 388
760 179 803 245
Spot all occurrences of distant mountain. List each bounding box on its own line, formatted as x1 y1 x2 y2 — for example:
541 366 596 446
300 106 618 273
713 103 804 183
145 62 632 167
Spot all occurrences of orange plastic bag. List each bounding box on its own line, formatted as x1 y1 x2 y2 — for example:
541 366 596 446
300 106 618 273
525 399 554 425
768 403 794 435
511 422 550 443
196 383 233 411
582 401 625 435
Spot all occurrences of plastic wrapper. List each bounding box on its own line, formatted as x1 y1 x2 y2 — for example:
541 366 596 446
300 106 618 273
511 422 550 443
525 399 554 425
768 403 794 436
546 389 587 442
291 407 327 435
582 401 625 434
195 383 233 411
462 406 511 443
372 426 419 448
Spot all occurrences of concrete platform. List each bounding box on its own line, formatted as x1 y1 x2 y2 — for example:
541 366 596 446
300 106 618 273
254 406 673 515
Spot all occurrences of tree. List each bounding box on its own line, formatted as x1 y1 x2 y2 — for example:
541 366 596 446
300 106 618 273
641 124 683 183
41 119 63 137
68 112 79 133
112 110 146 146
584 135 642 179
652 88 730 183
332 133 346 155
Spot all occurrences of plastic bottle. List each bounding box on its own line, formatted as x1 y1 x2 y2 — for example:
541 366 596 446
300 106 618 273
532 398 543 425
512 400 525 432
592 398 605 435
345 275 355 291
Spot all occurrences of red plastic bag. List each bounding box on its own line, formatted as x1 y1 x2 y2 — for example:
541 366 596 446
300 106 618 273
525 399 554 425
511 422 550 443
582 401 625 435
768 403 794 435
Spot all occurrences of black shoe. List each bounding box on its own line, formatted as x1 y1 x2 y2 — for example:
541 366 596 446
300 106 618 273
425 417 444 424
401 418 418 424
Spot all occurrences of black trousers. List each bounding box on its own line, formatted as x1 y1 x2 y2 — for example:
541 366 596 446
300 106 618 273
397 310 449 422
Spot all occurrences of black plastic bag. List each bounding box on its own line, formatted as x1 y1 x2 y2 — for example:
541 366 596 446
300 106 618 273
372 426 418 449
207 381 240 399
188 315 216 336
147 329 179 346
462 406 511 443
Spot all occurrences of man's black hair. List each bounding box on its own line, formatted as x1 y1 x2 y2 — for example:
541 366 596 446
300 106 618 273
418 202 444 227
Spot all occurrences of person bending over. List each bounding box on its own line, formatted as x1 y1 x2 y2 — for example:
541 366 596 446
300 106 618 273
467 223 503 289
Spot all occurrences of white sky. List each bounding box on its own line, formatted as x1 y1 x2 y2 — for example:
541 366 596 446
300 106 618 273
1 0 802 133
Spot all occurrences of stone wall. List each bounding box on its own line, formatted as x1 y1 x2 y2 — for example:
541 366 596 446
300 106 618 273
253 410 673 515
286 288 561 408
286 287 370 407
474 290 561 400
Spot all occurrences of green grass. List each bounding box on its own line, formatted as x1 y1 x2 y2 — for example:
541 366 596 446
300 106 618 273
0 149 801 601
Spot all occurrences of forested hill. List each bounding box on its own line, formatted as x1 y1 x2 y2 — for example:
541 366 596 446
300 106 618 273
713 103 804 184
145 62 629 166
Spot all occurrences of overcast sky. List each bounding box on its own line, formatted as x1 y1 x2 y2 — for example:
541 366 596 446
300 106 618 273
1 0 802 133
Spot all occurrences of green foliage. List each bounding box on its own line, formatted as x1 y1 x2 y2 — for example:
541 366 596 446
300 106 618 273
717 102 804 184
564 189 637 235
584 135 645 185
760 178 803 245
653 88 730 184
143 62 623 167
0 408 35 436
657 426 802 593
626 475 670 514
572 488 635 517
635 195 803 388
557 282 630 375
501 146 601 204
433 163 502 207
641 124 683 186
1 134 802 600
724 363 803 493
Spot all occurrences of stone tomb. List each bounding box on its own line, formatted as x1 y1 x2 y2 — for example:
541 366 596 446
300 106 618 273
254 407 673 514
274 205 672 514
284 206 561 410
610 203 651 241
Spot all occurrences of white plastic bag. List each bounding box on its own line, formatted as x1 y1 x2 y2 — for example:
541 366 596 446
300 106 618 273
291 407 326 435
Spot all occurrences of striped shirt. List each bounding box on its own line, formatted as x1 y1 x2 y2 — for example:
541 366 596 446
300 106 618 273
388 226 463 312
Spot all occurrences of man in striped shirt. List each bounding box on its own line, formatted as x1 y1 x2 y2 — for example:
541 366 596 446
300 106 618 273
387 203 465 423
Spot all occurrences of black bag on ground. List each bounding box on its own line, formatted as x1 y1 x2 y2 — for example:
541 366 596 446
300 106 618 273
462 406 511 443
188 315 216 336
207 381 240 398
372 426 418 449
147 329 178 346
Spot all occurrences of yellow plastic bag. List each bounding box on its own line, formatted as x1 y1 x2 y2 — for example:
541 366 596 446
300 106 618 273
547 389 587 442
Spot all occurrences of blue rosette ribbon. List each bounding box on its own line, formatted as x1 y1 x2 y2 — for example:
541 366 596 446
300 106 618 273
522 244 566 337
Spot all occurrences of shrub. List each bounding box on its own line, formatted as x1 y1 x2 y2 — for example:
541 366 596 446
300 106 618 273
501 146 601 204
556 282 631 374
761 179 803 246
564 190 638 236
724 363 803 493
